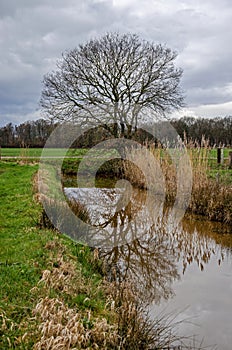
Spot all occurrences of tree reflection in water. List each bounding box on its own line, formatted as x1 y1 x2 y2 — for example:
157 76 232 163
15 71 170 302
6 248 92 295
65 186 228 305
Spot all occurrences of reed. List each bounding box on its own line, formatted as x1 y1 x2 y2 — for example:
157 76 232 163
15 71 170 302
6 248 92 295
121 138 231 224
187 138 231 224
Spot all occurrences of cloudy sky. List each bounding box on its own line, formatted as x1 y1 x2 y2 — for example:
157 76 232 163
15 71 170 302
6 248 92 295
1 0 232 126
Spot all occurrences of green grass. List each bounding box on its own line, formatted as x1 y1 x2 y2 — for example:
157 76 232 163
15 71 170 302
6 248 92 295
0 162 109 349
0 157 229 347
208 148 232 158
1 146 231 157
0 148 42 157
0 148 89 158
1 146 231 186
0 147 120 161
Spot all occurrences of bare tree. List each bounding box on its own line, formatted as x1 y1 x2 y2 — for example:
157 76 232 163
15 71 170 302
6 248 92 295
41 32 184 138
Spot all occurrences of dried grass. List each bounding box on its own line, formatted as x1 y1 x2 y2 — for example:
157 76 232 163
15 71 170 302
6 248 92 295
122 140 231 224
187 139 232 224
33 297 117 350
39 261 76 295
32 242 118 350
31 240 189 349
0 309 16 335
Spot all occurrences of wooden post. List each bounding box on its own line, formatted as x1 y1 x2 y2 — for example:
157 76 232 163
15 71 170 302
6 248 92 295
0 146 1 160
221 148 224 165
217 148 221 164
229 151 232 169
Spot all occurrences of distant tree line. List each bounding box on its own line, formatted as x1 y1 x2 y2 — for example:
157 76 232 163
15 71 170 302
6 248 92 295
0 119 56 148
170 116 232 146
0 116 231 148
0 119 155 148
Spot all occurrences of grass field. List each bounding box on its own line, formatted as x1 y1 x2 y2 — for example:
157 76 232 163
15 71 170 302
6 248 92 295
0 148 88 158
1 147 231 187
0 162 113 349
1 146 231 159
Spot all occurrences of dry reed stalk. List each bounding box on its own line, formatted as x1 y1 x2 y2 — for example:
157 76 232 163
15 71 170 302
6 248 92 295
187 139 231 224
33 297 118 350
122 140 231 224
27 238 211 350
32 242 119 350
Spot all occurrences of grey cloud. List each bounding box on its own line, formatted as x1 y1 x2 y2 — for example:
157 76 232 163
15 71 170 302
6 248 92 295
0 0 71 18
185 86 232 106
0 0 232 125
0 0 124 124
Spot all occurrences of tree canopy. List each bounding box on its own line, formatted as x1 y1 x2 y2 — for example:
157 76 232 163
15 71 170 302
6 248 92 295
41 33 183 137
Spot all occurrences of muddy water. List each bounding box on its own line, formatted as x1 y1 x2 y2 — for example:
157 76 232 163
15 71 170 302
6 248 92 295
64 184 232 350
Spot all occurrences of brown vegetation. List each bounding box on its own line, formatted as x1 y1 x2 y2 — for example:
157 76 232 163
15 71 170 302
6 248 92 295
121 140 231 224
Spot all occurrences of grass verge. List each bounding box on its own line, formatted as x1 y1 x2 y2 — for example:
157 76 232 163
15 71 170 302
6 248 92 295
0 162 114 348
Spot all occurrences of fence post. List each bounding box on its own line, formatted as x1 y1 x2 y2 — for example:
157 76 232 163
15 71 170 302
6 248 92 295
0 146 1 160
221 148 224 165
217 148 221 164
229 151 232 169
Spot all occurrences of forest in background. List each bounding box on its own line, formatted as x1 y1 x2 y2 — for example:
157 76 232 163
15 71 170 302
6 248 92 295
0 116 231 148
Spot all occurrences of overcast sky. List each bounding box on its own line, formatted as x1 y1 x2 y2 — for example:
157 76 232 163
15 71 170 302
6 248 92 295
1 0 232 126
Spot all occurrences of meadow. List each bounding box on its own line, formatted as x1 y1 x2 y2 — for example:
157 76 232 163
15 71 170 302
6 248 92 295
1 146 231 163
0 147 88 158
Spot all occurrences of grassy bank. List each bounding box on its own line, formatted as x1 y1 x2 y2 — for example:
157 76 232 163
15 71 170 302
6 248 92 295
1 162 196 349
0 162 117 348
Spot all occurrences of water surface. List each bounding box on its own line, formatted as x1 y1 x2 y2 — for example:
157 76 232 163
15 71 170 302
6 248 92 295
65 185 232 349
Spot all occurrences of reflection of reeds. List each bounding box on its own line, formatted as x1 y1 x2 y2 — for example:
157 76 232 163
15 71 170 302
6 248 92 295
39 196 90 231
69 198 90 223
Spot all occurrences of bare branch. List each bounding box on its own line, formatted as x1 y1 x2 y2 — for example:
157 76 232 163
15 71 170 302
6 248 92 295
41 32 184 136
